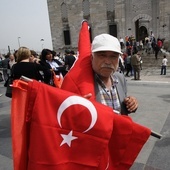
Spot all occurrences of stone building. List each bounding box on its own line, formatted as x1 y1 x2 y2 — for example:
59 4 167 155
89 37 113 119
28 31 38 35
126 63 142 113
47 0 170 52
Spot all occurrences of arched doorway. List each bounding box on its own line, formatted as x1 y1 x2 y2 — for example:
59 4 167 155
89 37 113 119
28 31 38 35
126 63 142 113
139 26 148 42
133 14 151 42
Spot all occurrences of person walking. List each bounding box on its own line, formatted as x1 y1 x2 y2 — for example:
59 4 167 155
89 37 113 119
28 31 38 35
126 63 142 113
155 38 163 59
125 51 132 77
160 55 168 75
131 48 141 80
8 53 16 76
4 53 16 87
64 49 76 71
1 54 9 84
119 37 124 49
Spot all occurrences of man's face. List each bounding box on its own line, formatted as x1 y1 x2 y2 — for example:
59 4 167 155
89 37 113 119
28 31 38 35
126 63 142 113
92 51 119 78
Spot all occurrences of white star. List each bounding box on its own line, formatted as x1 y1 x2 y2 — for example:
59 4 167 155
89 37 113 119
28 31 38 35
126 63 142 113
60 130 78 147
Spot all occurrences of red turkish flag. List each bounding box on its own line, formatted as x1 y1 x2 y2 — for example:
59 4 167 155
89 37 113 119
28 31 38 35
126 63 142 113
61 21 96 100
11 79 151 170
11 80 29 170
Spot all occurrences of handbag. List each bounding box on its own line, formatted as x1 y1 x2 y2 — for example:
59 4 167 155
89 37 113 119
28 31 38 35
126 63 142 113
5 76 13 98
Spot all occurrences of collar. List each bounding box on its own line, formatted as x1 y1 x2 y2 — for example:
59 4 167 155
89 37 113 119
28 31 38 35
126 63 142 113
46 60 53 64
95 73 118 89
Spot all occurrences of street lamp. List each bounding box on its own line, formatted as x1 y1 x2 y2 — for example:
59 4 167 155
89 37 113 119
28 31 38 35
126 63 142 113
40 39 44 50
18 37 21 48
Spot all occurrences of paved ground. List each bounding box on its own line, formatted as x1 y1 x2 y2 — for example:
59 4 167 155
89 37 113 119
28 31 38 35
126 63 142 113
125 67 170 170
0 80 12 170
0 67 170 170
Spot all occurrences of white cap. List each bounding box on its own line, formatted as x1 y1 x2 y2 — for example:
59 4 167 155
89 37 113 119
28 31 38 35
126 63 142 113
92 34 122 54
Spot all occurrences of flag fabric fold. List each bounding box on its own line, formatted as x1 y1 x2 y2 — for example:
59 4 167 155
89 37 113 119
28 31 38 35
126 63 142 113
11 79 151 170
61 21 96 100
11 80 29 170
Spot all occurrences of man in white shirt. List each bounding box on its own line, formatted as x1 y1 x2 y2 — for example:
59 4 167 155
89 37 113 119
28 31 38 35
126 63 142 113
119 37 124 49
160 55 168 75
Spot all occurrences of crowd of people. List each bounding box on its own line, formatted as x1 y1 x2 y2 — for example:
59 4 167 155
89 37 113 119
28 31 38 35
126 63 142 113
0 32 168 92
0 33 141 113
0 32 168 98
0 48 77 88
117 33 168 80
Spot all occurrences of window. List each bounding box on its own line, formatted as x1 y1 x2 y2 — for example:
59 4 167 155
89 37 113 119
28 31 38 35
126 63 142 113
63 30 71 45
109 24 117 37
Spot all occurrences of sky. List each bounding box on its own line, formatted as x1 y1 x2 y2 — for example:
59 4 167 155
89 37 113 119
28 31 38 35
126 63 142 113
0 0 53 54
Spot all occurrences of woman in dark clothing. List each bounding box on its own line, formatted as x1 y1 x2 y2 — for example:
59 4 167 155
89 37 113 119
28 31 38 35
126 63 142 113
12 47 45 82
40 49 66 85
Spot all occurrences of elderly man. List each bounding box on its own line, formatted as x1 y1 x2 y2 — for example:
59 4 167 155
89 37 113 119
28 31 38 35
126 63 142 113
59 21 151 170
90 34 138 114
62 33 138 115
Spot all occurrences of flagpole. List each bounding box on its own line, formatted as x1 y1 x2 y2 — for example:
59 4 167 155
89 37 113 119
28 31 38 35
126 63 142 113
20 76 33 82
151 130 162 139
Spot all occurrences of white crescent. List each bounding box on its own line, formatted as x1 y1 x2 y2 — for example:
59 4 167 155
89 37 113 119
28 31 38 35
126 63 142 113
57 96 97 133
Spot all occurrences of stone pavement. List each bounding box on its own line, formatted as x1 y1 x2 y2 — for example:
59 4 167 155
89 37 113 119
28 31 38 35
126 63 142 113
126 67 170 83
126 68 170 170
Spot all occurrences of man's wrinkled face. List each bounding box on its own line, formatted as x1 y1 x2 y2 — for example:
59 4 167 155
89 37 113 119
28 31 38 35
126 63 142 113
92 51 119 78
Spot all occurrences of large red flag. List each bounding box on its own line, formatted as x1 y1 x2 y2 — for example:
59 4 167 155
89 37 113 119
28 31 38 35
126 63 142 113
11 80 29 170
61 21 96 100
11 79 151 170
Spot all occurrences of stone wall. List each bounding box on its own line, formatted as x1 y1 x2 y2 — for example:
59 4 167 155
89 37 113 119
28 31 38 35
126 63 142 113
47 0 170 52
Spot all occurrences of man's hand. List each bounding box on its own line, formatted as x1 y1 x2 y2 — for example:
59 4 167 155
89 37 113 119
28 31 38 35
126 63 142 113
124 96 138 113
83 93 92 99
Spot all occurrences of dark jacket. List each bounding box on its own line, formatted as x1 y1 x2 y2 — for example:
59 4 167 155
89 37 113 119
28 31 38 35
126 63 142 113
12 62 44 81
65 55 76 70
1 58 9 69
40 59 66 84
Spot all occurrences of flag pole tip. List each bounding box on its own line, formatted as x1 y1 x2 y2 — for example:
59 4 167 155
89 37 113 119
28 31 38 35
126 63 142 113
151 130 162 139
20 76 33 82
81 19 88 24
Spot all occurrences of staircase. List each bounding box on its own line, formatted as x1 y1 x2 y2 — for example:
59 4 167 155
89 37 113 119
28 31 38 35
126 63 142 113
140 49 170 76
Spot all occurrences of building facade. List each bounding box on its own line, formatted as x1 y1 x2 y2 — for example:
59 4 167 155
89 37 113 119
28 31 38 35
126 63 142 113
47 0 170 52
